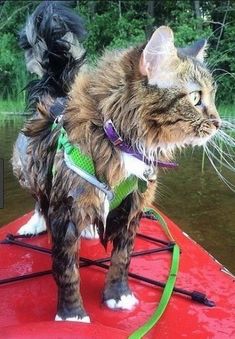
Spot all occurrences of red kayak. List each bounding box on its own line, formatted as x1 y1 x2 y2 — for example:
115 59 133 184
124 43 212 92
0 212 234 338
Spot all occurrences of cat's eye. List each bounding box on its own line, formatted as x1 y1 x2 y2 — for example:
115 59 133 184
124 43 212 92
189 91 201 106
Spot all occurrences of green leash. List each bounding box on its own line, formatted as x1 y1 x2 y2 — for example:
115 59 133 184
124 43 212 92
128 208 180 339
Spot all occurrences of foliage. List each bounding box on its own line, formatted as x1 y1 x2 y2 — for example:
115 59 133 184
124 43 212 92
77 2 153 59
0 0 234 108
0 1 39 102
0 99 25 113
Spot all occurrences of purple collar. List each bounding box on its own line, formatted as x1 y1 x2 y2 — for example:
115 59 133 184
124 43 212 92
103 119 177 168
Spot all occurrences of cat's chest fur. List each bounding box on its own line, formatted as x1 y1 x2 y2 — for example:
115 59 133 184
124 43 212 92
121 152 156 181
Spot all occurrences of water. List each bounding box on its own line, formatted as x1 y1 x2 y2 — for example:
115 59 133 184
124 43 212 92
0 115 34 224
158 152 235 274
0 114 235 273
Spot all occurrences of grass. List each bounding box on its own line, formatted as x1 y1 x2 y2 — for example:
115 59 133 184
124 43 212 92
0 99 26 114
0 100 25 113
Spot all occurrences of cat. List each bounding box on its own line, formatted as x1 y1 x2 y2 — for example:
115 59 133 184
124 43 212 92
12 1 221 322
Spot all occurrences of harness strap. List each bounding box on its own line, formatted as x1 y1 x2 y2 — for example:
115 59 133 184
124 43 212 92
50 97 67 117
104 119 178 168
57 127 95 175
53 125 139 210
129 208 180 339
64 153 114 201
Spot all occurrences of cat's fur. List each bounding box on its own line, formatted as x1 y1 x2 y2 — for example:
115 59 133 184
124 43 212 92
12 2 220 321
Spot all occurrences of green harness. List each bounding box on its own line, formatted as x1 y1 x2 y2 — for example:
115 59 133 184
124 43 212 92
53 125 145 210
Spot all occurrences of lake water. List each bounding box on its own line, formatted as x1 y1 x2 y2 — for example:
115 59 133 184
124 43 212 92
0 114 235 273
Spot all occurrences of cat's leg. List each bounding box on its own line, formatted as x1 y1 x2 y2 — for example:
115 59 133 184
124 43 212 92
49 200 90 323
81 191 109 240
18 202 47 235
103 201 141 310
13 134 47 236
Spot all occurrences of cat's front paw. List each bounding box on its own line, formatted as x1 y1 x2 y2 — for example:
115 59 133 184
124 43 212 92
103 281 139 310
105 293 139 310
55 314 91 323
55 305 90 323
18 212 47 235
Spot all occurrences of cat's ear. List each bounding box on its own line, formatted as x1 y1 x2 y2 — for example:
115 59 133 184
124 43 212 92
179 39 207 62
139 26 178 85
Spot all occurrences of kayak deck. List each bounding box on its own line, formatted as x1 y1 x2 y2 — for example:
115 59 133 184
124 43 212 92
0 212 234 338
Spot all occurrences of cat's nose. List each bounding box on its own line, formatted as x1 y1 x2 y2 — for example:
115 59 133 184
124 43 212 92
210 115 221 129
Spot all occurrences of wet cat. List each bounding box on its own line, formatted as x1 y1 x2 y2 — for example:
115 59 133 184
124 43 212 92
12 2 220 321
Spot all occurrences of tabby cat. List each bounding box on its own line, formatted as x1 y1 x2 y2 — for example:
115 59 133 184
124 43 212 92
12 2 220 322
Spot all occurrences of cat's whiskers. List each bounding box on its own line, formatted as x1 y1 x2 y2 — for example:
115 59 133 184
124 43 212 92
209 47 235 68
207 141 235 172
203 118 235 191
211 138 235 161
216 129 235 147
221 120 235 128
212 68 235 81
204 145 235 192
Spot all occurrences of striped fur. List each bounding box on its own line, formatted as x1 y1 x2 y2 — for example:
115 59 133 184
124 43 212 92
12 3 220 320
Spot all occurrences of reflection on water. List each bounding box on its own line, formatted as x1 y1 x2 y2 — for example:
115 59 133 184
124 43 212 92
0 114 235 273
0 115 34 225
158 150 235 274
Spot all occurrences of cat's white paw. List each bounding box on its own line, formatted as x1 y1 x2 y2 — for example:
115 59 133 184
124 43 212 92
55 315 91 323
105 294 139 310
81 224 99 239
18 211 46 235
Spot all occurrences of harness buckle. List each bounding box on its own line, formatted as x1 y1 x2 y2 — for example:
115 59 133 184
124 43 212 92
54 115 63 124
113 138 123 146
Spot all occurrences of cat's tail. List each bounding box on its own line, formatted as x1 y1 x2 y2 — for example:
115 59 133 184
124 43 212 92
20 0 86 109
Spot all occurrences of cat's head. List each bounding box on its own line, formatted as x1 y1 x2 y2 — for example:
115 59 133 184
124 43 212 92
138 26 220 156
